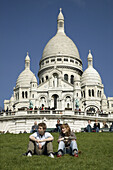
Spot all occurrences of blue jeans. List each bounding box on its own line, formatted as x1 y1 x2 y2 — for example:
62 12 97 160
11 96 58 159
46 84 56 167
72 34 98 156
58 140 78 155
96 127 100 132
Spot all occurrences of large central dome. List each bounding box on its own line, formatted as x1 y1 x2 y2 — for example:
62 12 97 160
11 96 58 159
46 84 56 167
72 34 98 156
42 33 80 59
42 9 80 60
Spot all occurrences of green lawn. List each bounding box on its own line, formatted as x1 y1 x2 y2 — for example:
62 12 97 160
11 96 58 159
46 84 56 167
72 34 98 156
0 132 113 170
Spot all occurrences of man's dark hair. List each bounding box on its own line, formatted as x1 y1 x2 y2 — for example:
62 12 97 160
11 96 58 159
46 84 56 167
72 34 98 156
38 122 47 130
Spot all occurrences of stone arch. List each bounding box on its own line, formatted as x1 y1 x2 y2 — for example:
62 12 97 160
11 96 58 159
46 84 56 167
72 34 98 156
51 94 59 109
85 105 100 114
63 94 73 109
38 95 47 108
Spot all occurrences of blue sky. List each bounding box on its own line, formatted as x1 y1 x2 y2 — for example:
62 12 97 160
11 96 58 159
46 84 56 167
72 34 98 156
0 0 113 109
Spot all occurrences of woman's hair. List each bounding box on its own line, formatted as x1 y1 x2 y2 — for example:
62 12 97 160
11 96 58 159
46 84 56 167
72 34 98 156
60 123 71 136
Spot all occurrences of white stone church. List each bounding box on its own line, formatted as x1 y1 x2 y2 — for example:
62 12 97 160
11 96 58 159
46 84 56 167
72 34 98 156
1 9 113 133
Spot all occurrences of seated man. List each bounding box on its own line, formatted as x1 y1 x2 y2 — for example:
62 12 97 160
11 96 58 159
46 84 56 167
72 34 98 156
31 121 38 133
55 119 62 132
85 120 92 132
25 122 54 158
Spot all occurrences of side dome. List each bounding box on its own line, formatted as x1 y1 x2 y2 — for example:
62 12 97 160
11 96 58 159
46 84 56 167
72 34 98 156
16 69 37 87
42 9 80 60
81 50 102 86
16 53 37 87
81 67 102 86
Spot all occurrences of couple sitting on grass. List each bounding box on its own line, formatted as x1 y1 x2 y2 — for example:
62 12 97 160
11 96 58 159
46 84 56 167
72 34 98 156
24 122 79 158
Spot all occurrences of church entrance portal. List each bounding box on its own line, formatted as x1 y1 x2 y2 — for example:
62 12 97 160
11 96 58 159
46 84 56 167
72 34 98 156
52 94 59 109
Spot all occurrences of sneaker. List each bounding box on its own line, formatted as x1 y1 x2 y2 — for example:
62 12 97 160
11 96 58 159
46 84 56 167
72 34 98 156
57 151 62 158
27 151 32 157
74 153 78 157
48 153 54 158
73 150 78 157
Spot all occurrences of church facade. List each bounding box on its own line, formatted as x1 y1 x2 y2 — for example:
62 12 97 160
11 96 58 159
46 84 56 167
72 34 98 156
4 9 113 116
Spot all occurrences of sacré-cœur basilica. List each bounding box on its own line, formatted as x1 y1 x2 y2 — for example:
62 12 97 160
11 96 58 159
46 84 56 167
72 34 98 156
1 9 113 133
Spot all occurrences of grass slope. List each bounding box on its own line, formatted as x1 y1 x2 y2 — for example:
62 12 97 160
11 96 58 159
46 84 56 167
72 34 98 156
0 133 113 170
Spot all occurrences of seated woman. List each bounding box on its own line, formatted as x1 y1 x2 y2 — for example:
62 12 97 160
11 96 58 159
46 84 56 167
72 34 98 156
57 123 78 157
102 121 108 128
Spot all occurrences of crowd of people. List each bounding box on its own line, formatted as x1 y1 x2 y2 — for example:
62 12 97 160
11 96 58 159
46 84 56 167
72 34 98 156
84 119 113 132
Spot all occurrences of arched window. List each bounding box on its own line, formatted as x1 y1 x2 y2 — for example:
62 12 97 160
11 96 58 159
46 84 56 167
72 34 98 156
88 90 91 97
42 77 44 83
81 91 83 98
25 91 28 98
40 97 46 109
83 91 85 98
16 94 17 100
65 96 71 109
70 75 74 84
97 90 99 97
46 76 48 80
64 74 68 81
22 91 24 98
92 89 94 97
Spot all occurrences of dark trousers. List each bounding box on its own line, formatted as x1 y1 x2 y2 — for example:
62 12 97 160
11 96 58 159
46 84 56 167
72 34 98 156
27 140 53 155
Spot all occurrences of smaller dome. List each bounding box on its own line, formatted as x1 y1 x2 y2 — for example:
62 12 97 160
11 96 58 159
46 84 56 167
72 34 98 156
16 53 37 87
81 66 102 86
16 69 37 87
81 50 102 86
